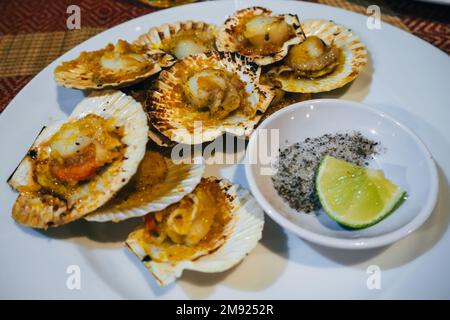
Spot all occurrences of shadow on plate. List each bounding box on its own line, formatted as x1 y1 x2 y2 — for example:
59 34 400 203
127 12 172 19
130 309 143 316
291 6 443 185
56 86 86 116
18 218 142 249
122 248 176 297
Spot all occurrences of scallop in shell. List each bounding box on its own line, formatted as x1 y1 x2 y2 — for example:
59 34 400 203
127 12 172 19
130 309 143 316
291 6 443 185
54 40 175 90
86 149 204 222
268 19 368 93
126 177 264 286
134 21 217 60
148 51 274 145
8 90 148 228
216 7 304 65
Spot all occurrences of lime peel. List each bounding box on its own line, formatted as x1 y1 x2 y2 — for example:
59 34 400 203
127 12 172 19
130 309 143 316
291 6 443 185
316 156 406 229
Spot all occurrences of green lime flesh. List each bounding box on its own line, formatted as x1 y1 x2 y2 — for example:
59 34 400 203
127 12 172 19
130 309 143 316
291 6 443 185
316 156 406 229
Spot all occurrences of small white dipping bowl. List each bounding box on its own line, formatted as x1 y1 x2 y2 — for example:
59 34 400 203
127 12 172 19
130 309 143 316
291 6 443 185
245 99 438 249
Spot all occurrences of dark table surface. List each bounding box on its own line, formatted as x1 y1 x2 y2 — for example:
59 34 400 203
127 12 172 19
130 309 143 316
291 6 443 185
0 0 448 112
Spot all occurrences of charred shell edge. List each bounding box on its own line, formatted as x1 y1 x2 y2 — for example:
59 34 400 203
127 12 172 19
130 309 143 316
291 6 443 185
54 47 174 90
134 20 217 62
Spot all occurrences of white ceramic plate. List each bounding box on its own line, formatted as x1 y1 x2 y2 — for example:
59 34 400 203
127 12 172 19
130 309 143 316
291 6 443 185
1 0 450 299
246 99 438 249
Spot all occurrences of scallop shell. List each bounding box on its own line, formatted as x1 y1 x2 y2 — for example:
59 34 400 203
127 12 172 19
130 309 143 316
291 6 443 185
216 7 304 66
134 21 217 60
54 41 175 90
270 19 368 93
126 177 264 286
120 75 176 147
148 124 176 147
148 51 274 145
85 153 204 222
8 90 148 228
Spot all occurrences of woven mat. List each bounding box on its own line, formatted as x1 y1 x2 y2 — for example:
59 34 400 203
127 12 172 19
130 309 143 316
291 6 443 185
0 0 448 112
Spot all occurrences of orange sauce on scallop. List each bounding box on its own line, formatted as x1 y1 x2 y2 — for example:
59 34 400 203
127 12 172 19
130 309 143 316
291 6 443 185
33 114 124 198
160 29 215 55
143 179 232 262
234 13 296 56
177 68 251 130
102 150 169 210
54 40 155 85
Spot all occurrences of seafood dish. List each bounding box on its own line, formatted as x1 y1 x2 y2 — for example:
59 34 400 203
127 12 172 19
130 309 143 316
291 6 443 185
147 51 274 144
9 6 368 286
55 40 175 90
216 7 304 65
267 19 367 93
126 177 264 285
9 91 148 228
134 21 217 60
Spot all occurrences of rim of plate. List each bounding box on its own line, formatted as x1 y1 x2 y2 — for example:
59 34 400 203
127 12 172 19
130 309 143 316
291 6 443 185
245 99 439 250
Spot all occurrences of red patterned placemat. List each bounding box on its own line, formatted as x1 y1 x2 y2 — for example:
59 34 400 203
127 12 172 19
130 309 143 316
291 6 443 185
0 0 448 113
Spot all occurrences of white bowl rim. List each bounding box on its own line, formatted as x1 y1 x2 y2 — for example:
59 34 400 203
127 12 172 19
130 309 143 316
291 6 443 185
245 98 439 250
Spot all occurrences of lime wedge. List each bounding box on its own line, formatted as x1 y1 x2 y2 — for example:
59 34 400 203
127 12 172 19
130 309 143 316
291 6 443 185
316 156 405 229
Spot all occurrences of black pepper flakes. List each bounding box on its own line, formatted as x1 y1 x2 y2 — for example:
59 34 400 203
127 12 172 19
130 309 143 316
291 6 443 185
271 132 380 213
